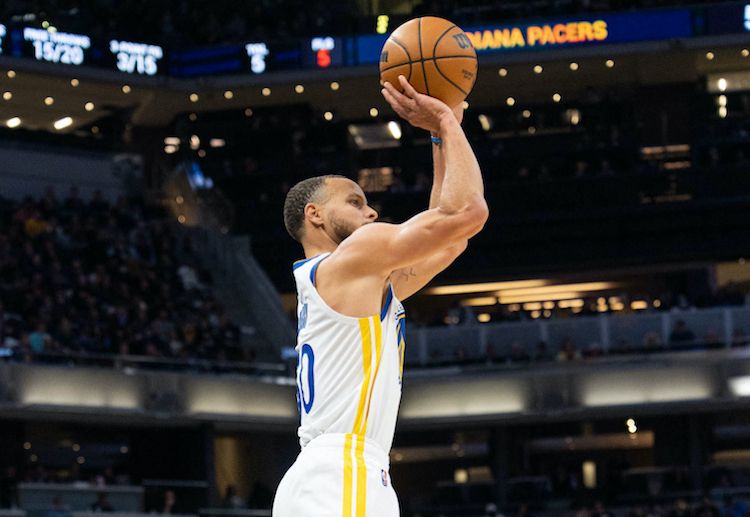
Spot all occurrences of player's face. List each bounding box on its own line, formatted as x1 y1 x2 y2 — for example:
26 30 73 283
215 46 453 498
325 179 378 243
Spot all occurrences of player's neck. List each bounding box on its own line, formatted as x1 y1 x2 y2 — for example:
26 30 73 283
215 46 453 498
302 241 337 259
302 228 339 258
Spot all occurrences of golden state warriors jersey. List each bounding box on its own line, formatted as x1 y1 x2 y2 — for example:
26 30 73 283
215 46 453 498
292 253 406 455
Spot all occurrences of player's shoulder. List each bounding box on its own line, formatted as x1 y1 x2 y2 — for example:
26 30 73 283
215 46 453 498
325 222 398 276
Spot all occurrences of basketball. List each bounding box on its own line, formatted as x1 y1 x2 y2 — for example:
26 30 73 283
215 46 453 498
379 16 478 108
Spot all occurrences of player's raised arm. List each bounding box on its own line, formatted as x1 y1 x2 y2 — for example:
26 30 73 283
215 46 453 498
332 76 488 277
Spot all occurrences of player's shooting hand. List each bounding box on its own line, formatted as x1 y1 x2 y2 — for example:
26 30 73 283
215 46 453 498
381 75 454 134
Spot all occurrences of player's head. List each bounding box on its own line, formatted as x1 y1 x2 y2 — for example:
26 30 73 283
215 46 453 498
283 175 378 245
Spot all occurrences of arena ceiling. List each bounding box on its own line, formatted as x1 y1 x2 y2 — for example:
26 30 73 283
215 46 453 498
0 37 748 134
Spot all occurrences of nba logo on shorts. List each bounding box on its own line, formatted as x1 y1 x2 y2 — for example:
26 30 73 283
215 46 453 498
381 469 388 487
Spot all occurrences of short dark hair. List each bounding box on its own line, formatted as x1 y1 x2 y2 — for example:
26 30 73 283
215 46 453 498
283 175 346 242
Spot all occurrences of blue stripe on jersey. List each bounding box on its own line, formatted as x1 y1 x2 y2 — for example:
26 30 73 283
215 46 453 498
380 285 393 321
310 257 327 286
292 256 317 270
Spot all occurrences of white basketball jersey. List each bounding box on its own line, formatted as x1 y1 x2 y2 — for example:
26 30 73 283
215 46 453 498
292 252 406 455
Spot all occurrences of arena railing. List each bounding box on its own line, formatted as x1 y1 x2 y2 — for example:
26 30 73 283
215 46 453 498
405 305 750 367
5 351 286 377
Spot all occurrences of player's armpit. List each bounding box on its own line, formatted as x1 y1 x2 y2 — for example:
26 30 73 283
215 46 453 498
390 240 467 300
333 201 487 278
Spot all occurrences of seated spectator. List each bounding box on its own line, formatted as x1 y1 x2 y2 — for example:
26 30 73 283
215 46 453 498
46 495 72 517
90 492 113 512
557 337 581 362
732 328 749 348
221 484 246 509
667 498 690 517
694 495 720 517
669 320 696 346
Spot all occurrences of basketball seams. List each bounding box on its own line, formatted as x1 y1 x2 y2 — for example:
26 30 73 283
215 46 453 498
380 55 477 73
431 24 458 59
387 36 413 83
433 57 472 97
417 18 430 96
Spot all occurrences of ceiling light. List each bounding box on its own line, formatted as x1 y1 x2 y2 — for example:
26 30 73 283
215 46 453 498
261 87 271 96
569 62 579 71
7 70 16 78
84 102 94 111
605 59 615 68
244 108 253 117
122 85 131 93
478 114 491 131
190 135 200 149
506 97 515 106
70 78 79 87
706 51 715 60
387 121 401 139
522 109 531 118
164 145 178 154
2 92 11 101
295 84 304 94
330 81 340 91
197 149 206 158
164 137 180 146
323 111 333 121
6 117 21 128
53 117 73 130
91 126 100 134
369 107 379 117
552 93 562 102
533 64 543 74
718 78 727 92
223 90 233 99
44 96 54 106
189 113 197 121
189 93 199 102
742 49 749 58
209 138 226 148
427 280 548 295
462 100 469 109
498 68 508 77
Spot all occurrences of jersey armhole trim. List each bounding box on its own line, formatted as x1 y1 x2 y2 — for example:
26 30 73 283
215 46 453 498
380 285 393 321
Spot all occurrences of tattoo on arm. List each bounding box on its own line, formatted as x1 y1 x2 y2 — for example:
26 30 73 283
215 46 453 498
398 268 417 282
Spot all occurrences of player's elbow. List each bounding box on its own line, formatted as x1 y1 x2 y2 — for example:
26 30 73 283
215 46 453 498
464 198 489 237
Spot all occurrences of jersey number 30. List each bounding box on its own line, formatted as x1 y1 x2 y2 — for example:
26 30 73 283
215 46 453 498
297 344 315 414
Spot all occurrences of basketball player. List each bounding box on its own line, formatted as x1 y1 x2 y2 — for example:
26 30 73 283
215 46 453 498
272 75 488 516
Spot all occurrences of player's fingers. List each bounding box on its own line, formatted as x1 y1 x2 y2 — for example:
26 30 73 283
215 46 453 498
398 75 419 99
382 88 410 118
383 81 410 105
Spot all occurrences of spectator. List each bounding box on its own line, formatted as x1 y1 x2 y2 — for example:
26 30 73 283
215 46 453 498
667 498 690 517
669 320 696 346
0 466 18 508
720 495 749 517
161 489 176 514
221 484 246 509
90 492 114 512
592 501 613 517
46 495 72 517
557 337 581 361
694 496 720 517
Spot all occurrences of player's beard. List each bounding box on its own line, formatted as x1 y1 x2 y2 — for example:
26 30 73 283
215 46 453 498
328 213 359 244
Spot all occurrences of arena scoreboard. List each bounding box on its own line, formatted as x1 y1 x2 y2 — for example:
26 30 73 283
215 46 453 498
0 2 747 78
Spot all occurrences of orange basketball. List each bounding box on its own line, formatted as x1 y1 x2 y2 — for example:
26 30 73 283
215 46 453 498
379 16 478 108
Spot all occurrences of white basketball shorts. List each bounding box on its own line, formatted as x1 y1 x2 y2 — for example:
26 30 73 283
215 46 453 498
273 433 399 517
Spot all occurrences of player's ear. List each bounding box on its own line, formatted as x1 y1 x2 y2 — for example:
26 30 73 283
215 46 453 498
304 202 325 228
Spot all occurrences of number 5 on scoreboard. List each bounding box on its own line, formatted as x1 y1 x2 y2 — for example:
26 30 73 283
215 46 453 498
296 344 315 414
